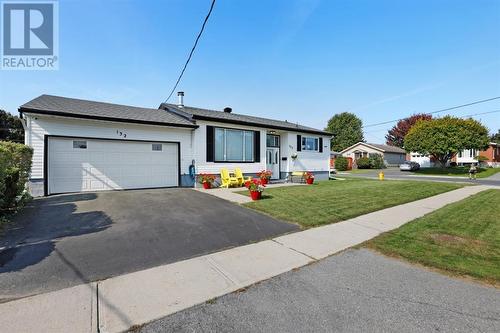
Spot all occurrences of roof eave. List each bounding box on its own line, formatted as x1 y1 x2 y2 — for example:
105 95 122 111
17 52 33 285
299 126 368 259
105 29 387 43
191 114 331 136
19 107 199 129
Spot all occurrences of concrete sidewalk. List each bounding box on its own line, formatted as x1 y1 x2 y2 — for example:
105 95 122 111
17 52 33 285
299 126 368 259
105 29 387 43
193 182 305 204
0 185 493 333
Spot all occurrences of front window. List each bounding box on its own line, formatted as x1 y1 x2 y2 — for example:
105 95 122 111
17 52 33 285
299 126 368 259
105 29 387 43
301 136 318 151
215 128 254 162
354 151 367 159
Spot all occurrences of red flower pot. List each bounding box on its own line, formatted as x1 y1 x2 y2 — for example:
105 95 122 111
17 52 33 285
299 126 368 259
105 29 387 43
306 178 314 185
261 178 268 185
202 182 212 189
250 191 261 200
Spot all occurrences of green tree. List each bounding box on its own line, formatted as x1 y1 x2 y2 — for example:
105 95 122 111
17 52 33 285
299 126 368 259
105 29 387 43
325 112 364 152
491 130 500 143
404 116 490 168
0 110 24 143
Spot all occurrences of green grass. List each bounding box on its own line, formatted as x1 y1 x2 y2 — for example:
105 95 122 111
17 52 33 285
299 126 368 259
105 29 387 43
338 169 373 174
412 166 500 178
366 190 500 284
240 179 463 228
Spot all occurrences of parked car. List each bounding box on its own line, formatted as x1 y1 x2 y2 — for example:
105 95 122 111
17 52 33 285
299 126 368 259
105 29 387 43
400 161 420 171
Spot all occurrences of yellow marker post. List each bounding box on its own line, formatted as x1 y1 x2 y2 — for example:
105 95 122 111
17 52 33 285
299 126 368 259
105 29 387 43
378 171 385 181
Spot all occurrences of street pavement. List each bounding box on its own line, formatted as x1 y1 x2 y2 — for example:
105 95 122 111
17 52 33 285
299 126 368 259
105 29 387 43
337 167 500 186
139 249 500 333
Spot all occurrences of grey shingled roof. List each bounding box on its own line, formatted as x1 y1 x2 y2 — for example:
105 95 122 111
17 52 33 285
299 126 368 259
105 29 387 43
366 143 406 154
162 103 331 136
19 95 198 128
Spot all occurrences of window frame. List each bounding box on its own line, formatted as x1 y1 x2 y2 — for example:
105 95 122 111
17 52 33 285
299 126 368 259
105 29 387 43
73 140 87 149
152 143 163 151
214 127 255 163
266 134 280 148
301 136 319 152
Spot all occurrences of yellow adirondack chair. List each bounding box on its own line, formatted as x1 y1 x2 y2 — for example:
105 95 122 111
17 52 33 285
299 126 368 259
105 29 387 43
220 168 239 188
290 171 307 183
234 168 252 186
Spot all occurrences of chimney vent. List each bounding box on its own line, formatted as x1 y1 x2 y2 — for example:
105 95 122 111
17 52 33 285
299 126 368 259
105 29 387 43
223 107 232 113
177 91 184 107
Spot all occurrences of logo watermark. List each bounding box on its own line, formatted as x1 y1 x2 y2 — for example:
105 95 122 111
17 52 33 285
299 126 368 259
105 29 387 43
1 0 58 70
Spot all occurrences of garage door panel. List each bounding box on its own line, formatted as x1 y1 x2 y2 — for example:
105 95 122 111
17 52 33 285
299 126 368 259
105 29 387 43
48 138 179 194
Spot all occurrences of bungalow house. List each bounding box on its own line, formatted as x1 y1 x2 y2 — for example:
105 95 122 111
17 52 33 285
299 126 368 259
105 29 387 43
19 93 332 196
453 143 500 167
409 143 500 168
340 142 406 166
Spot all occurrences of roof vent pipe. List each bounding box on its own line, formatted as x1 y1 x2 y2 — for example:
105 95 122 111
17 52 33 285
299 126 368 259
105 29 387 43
177 91 184 107
223 107 232 113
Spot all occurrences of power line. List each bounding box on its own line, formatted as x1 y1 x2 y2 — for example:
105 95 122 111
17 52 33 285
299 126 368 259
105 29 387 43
164 0 216 103
362 96 500 128
461 109 500 118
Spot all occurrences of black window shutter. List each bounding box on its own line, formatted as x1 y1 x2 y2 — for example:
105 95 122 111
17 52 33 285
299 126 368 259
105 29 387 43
206 126 214 162
254 131 261 162
319 137 323 153
297 135 302 152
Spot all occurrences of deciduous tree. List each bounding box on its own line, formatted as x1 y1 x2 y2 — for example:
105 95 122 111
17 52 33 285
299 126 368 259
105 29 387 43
325 112 364 152
385 113 432 148
491 130 500 143
0 110 24 143
404 116 490 168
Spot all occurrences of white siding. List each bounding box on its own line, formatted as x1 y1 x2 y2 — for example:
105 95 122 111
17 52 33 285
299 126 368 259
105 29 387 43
457 149 478 164
26 114 331 185
193 121 331 175
25 114 193 180
193 120 267 174
285 132 331 173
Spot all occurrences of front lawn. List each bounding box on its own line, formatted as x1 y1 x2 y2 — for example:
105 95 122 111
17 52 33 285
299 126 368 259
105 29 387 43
366 189 500 284
412 166 500 178
240 179 463 228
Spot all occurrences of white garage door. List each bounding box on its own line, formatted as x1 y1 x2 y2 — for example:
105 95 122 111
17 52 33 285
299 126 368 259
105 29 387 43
48 137 179 194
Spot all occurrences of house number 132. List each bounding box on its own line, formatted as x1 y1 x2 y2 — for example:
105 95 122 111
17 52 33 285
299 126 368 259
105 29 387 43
116 130 127 138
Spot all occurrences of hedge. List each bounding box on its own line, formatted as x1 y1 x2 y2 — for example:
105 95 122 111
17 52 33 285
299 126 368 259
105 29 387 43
356 157 371 169
334 156 349 171
369 154 385 169
0 141 33 215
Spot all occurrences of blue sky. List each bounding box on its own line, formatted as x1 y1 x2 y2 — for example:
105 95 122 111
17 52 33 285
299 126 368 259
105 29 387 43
1 0 499 143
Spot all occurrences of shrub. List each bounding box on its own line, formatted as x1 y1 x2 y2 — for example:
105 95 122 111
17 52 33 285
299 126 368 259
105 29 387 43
334 156 349 171
369 154 385 169
0 141 33 213
356 157 371 169
450 161 457 167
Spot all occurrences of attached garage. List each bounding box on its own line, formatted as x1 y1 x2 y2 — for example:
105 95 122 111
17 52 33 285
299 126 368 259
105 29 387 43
47 136 180 195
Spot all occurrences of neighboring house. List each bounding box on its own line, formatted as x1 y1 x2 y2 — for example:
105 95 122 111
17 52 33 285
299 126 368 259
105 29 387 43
408 143 500 168
340 142 406 166
409 153 435 168
19 94 331 196
452 143 500 167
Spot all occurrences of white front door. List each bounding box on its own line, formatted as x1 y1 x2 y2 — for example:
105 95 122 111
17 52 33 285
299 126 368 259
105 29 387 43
266 147 280 180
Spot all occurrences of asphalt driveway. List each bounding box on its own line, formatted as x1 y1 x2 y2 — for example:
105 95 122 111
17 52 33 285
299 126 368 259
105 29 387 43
0 188 298 301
